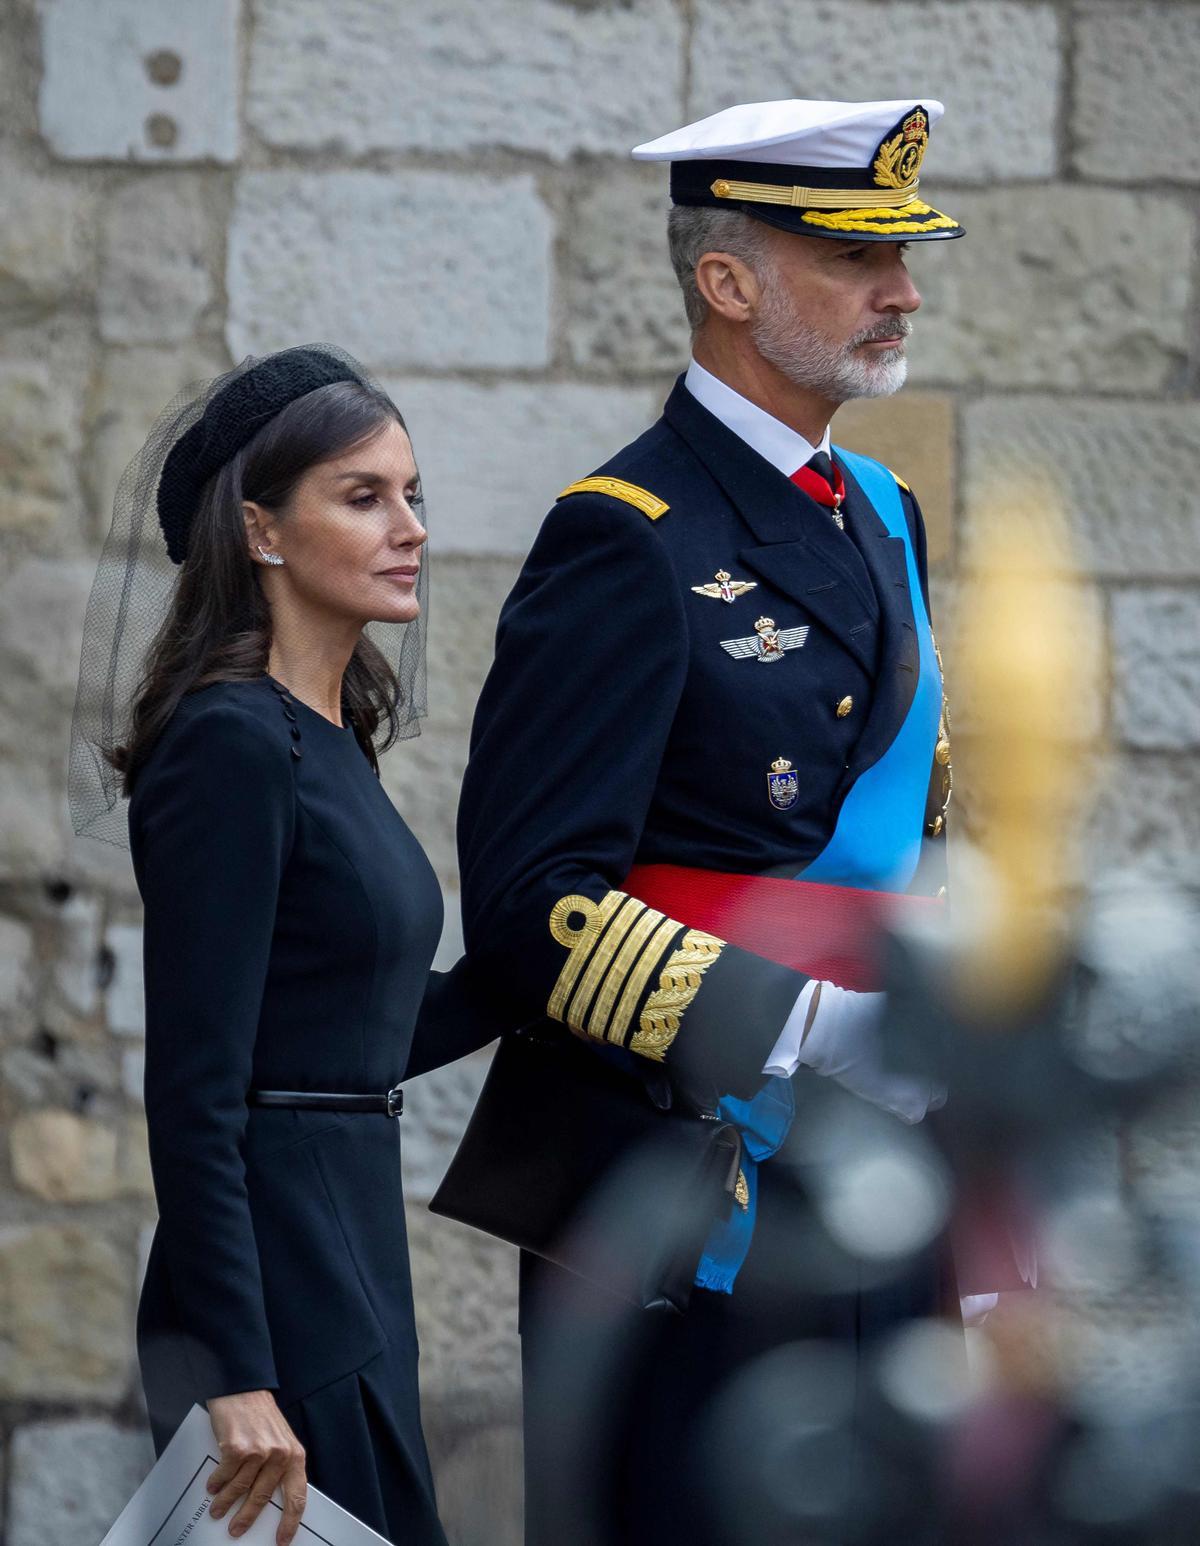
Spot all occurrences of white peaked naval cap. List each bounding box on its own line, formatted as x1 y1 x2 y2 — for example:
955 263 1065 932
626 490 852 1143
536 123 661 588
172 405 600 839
632 98 963 242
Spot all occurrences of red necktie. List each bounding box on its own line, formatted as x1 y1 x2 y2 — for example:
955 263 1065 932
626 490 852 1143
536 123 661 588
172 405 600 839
791 450 846 531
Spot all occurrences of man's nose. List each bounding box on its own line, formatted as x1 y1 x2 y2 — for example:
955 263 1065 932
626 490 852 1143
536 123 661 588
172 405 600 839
883 263 922 315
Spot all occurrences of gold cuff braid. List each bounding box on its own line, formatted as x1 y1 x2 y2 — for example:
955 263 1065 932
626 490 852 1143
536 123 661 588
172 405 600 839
629 929 724 1062
546 891 725 1061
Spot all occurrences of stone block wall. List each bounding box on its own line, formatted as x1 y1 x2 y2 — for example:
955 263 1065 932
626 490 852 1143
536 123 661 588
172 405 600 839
1 1 1197 1541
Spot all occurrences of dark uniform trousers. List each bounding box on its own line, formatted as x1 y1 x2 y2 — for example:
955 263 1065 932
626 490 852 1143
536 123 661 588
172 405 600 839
456 377 953 1545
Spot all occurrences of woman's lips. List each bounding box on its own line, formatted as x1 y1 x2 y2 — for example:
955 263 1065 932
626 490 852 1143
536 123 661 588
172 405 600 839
378 567 419 585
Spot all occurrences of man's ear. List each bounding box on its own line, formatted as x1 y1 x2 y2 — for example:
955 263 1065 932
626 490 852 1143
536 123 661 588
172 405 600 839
694 250 762 326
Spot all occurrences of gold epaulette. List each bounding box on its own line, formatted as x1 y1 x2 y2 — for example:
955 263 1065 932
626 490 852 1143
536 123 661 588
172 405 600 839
557 476 669 521
894 473 911 493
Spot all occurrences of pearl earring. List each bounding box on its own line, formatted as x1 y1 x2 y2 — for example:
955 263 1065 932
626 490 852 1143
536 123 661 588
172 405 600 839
257 546 285 567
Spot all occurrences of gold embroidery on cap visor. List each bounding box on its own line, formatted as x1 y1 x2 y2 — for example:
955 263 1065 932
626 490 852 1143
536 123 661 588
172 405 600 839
546 890 726 1060
799 199 960 235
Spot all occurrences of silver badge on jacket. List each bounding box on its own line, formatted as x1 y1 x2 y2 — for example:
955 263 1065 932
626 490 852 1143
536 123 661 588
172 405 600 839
722 616 809 664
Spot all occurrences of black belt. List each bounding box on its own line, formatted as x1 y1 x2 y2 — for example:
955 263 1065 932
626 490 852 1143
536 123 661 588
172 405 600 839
248 1085 404 1118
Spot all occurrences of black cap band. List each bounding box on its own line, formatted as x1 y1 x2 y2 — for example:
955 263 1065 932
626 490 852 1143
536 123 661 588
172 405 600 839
670 158 884 205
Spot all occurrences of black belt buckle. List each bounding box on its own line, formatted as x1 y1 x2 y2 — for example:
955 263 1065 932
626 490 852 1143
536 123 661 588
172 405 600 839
385 1084 404 1119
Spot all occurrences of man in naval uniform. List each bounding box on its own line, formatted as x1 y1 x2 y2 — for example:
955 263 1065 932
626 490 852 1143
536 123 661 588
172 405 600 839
456 99 962 1544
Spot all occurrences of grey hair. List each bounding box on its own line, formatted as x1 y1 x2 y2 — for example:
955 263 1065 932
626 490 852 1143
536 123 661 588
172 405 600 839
666 205 773 332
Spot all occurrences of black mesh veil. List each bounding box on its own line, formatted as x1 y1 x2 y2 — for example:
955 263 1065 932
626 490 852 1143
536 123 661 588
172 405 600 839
68 345 428 846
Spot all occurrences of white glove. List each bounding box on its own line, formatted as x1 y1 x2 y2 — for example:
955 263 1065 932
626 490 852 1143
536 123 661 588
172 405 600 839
764 980 946 1125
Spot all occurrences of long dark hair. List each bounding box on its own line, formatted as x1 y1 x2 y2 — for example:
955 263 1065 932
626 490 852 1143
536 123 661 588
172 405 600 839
112 380 407 790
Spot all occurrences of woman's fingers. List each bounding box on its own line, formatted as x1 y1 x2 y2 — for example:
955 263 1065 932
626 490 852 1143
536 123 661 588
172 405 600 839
205 1392 307 1539
276 1452 309 1546
208 1455 261 1521
227 1449 289 1538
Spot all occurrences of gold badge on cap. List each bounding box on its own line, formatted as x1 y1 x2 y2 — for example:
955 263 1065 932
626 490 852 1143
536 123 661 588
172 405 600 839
873 106 929 189
691 569 758 604
721 616 809 664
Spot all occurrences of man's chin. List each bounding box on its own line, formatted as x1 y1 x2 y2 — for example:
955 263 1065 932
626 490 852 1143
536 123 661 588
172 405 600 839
843 352 909 400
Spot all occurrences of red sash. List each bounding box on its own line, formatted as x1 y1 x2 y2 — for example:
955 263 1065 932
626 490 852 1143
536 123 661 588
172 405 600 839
625 865 1037 1295
624 863 943 992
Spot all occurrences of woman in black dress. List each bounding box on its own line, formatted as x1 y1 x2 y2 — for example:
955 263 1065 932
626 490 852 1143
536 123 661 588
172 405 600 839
69 347 499 1546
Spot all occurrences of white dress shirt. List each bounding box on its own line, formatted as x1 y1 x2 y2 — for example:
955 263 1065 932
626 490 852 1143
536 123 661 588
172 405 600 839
683 357 831 477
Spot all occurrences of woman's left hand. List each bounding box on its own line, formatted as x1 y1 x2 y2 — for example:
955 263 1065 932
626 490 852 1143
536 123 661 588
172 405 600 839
206 1390 307 1544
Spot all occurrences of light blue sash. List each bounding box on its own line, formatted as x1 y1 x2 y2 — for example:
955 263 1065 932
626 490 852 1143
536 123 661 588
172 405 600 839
696 448 941 1294
797 447 941 893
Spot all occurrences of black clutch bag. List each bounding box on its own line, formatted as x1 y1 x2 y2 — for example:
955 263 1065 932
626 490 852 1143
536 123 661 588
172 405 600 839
428 1027 744 1313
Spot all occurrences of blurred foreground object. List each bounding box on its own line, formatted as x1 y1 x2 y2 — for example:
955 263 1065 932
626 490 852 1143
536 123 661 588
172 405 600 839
948 474 1104 1015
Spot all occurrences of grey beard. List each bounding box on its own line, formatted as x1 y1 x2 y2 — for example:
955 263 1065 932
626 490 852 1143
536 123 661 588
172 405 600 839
751 283 912 402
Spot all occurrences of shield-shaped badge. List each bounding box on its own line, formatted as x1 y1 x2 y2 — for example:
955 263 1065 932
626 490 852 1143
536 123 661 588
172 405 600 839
768 756 799 811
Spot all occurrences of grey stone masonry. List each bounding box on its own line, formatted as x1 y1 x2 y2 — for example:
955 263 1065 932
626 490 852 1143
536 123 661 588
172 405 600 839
1074 2 1200 183
1111 589 1200 752
962 398 1200 581
386 377 663 554
0 1225 134 1401
908 189 1193 391
1087 754 1200 893
563 167 692 375
104 922 146 1038
226 172 554 369
248 0 685 160
690 0 1060 181
98 176 220 345
0 357 84 542
0 168 99 326
38 0 240 163
8 1419 155 1546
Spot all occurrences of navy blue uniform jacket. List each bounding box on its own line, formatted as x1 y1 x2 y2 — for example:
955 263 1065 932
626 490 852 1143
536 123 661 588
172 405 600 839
458 377 945 1099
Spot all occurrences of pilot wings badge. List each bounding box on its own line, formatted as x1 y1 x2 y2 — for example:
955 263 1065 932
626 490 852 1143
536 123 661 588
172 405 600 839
692 568 757 604
720 616 810 664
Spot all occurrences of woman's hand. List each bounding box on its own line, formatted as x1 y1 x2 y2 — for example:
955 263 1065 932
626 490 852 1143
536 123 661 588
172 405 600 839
206 1390 307 1545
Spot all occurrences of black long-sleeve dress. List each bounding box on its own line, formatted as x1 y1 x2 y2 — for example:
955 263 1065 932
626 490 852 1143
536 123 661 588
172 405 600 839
130 674 497 1543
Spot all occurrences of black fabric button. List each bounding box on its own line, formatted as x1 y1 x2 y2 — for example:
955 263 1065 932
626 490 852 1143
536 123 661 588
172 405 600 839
269 681 288 695
290 726 301 741
290 744 303 760
282 708 297 722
